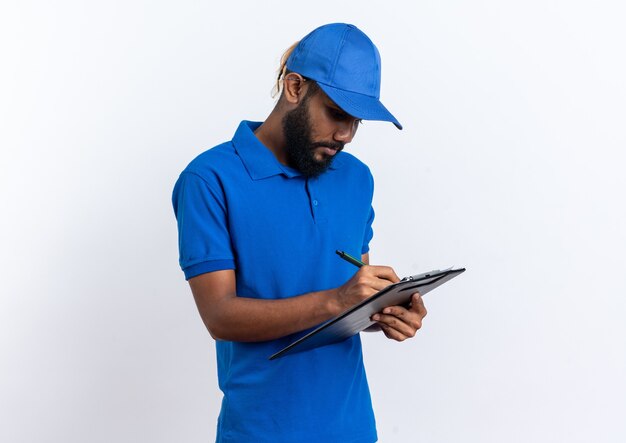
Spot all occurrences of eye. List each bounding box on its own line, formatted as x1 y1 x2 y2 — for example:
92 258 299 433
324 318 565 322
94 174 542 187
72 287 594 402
328 106 359 124
329 107 348 120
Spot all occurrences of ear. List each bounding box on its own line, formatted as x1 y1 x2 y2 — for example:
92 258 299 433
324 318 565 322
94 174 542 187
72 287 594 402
282 73 308 106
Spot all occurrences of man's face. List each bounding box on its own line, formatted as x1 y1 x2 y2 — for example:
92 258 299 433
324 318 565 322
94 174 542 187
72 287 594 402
282 87 361 177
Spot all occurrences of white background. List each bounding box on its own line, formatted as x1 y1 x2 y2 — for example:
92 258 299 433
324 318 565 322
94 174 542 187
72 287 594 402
1 1 625 442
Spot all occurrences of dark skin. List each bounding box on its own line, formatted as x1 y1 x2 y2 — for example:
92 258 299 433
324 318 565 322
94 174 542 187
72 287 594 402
189 73 427 343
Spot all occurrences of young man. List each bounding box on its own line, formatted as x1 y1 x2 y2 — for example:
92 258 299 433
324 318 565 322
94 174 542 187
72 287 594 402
173 23 427 443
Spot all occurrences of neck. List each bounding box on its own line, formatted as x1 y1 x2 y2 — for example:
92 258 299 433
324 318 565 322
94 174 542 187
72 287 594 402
254 110 289 165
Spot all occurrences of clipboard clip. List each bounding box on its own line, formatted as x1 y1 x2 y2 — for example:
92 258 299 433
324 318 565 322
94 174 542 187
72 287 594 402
401 267 453 282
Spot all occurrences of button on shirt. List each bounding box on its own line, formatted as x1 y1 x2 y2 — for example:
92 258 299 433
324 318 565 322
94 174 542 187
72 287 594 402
172 121 378 443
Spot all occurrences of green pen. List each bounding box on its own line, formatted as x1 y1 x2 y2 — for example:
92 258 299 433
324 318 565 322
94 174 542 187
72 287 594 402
335 250 365 268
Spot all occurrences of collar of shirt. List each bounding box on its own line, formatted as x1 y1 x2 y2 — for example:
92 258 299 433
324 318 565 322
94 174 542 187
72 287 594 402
232 120 345 181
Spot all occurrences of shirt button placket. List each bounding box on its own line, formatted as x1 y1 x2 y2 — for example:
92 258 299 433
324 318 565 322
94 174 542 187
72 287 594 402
306 179 320 222
312 198 319 222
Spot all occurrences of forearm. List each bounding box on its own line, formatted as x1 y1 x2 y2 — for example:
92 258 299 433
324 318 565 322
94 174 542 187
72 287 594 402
189 261 400 343
198 289 342 342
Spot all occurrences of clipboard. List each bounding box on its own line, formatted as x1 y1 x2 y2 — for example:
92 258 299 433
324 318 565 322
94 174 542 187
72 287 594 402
269 267 465 360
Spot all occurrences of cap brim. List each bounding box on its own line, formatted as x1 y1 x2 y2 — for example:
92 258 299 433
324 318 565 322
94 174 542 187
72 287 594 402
317 82 403 130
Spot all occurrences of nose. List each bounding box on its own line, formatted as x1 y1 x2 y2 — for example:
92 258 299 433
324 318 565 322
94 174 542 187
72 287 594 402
333 118 359 144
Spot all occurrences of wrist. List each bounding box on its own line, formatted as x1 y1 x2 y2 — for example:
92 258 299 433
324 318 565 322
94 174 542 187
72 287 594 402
323 288 343 317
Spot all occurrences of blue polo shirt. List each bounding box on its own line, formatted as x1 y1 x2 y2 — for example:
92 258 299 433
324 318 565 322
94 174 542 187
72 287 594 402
172 121 377 443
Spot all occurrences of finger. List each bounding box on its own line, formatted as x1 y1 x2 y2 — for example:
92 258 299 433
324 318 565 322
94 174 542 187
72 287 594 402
378 322 410 342
372 313 419 338
376 304 425 332
381 305 425 328
353 270 395 292
410 293 427 318
380 305 410 318
361 276 396 292
362 265 401 284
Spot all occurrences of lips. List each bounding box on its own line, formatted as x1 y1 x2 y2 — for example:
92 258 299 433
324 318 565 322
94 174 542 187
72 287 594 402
319 147 338 156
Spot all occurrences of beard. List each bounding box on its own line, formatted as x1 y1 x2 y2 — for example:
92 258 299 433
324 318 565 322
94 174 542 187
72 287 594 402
282 96 344 178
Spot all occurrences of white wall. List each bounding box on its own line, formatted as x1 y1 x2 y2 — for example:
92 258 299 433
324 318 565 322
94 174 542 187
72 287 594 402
1 1 624 442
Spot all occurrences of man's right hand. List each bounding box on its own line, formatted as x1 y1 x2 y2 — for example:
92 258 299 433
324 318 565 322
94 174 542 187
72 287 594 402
333 265 401 312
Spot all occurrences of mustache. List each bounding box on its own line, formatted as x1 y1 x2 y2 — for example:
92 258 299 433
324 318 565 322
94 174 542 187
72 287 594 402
309 141 345 151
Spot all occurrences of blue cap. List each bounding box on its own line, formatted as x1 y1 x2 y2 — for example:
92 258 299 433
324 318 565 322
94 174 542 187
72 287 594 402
286 23 402 130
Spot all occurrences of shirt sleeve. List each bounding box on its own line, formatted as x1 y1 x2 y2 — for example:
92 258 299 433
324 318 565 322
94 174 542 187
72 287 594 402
361 206 375 255
172 171 235 280
361 165 375 254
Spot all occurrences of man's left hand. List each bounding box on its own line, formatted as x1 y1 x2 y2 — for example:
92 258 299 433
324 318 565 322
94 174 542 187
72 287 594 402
371 293 427 341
